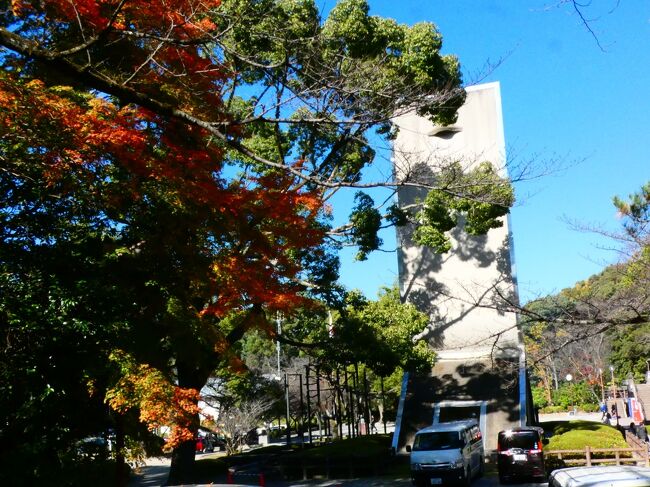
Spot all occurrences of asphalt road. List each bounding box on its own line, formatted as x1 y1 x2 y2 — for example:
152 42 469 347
132 410 606 487
128 458 548 487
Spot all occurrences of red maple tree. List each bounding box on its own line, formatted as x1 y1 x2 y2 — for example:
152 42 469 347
1 0 329 481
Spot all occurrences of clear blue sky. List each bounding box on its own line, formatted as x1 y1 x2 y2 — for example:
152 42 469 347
328 0 650 303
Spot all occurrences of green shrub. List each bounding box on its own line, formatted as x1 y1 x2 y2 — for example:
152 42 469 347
539 403 598 413
532 385 549 409
552 382 596 409
542 420 628 460
540 405 565 414
579 403 599 413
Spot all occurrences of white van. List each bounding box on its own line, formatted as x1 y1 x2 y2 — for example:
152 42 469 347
406 420 484 486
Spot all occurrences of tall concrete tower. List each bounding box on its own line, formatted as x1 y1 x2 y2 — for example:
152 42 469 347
391 83 530 452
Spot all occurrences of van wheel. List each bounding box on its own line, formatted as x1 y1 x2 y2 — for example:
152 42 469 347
462 468 471 486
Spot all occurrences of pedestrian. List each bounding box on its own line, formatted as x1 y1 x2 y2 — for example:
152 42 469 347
637 424 649 442
611 403 618 419
604 411 612 425
600 402 607 420
630 422 637 436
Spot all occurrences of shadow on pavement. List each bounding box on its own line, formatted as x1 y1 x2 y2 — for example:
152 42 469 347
129 465 170 487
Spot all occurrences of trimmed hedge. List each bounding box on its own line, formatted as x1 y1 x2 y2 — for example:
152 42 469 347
539 404 600 414
542 420 628 459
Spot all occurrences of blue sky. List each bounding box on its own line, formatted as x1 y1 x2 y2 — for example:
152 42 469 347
328 0 650 303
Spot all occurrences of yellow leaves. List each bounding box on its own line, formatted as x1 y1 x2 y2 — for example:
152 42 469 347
86 378 98 397
25 79 45 90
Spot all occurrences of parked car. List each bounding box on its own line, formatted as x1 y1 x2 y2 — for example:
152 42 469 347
548 466 650 486
497 426 547 483
407 419 484 486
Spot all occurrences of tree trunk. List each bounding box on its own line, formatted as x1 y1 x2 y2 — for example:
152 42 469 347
549 358 559 390
167 359 212 485
168 439 197 485
115 415 128 487
544 376 552 405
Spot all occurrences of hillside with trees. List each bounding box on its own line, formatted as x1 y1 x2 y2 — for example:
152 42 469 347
524 182 650 410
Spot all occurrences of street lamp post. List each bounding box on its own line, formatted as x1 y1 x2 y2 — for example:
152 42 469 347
609 366 619 427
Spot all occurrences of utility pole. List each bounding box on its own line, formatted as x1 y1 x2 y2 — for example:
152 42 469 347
276 312 282 376
285 373 291 446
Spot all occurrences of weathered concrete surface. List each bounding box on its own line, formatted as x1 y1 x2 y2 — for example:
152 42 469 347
394 82 519 355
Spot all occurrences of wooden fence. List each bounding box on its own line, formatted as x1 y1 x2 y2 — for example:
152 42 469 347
546 446 649 467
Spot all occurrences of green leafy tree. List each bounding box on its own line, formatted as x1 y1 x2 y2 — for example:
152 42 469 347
319 287 434 424
552 381 597 409
609 323 650 381
531 384 550 409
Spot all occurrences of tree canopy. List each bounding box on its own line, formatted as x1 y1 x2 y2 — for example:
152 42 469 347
0 0 516 484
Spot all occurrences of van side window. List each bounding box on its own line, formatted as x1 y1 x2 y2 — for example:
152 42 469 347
463 429 471 446
469 425 482 444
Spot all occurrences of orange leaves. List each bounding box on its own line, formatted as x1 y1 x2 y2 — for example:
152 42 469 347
2 69 328 327
106 351 202 451
10 0 31 16
0 72 225 205
9 0 227 120
3 0 332 451
1 77 150 193
12 0 221 37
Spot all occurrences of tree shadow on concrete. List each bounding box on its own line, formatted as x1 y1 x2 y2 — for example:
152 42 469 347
397 359 520 451
398 218 520 348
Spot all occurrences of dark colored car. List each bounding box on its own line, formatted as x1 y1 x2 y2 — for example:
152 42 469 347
497 427 547 484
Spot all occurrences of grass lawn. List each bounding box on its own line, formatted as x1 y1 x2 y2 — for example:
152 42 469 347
192 445 289 480
290 434 394 459
276 435 409 479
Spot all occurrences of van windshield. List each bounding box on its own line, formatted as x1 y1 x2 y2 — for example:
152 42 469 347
413 431 463 451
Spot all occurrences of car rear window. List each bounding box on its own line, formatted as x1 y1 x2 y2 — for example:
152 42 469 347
499 431 539 450
413 431 463 451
